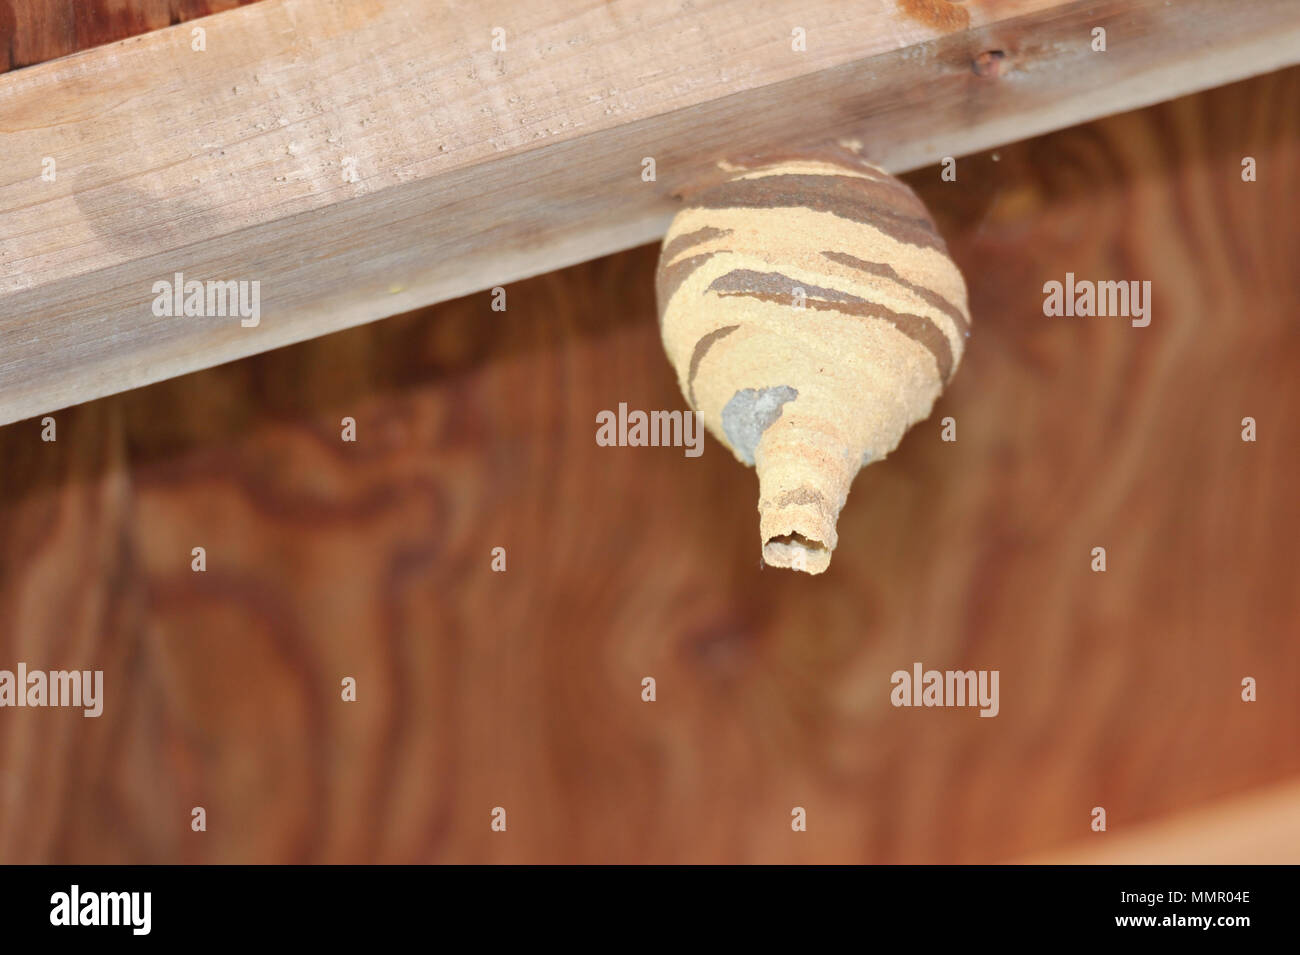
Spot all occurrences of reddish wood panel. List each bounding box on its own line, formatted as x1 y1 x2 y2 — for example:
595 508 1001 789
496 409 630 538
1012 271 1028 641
0 66 1296 862
0 0 261 72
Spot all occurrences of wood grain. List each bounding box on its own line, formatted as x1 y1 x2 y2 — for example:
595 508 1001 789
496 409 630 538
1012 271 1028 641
0 1 259 73
0 65 1297 863
3 0 1299 425
1028 779 1300 864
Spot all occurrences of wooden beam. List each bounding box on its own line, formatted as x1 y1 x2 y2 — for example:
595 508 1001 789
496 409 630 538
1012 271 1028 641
2 0 1298 424
1023 779 1300 864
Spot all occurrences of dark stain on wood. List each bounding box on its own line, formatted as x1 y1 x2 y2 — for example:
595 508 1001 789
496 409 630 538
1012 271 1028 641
897 0 971 32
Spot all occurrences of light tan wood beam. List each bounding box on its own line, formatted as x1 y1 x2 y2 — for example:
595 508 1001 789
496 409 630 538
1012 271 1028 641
2 0 1298 423
1022 779 1300 864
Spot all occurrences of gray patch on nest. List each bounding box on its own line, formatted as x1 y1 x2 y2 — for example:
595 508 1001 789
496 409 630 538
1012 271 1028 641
722 386 798 465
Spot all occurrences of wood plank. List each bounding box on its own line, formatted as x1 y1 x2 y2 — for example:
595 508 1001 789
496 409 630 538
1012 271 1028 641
1026 779 1300 864
0 67 1297 862
2 0 1299 424
0 1 259 73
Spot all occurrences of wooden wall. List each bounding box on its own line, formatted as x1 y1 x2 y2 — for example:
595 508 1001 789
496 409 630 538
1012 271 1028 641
0 2 1297 862
0 1 257 71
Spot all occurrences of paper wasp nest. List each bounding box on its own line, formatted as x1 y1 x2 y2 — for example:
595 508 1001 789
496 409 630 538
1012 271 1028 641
656 144 970 574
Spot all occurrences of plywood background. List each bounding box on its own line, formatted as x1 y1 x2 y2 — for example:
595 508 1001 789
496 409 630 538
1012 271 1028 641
0 4 1297 862
0 0 257 71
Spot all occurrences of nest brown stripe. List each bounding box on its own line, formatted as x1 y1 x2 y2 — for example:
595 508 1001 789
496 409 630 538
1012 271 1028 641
821 250 970 337
708 268 863 306
706 270 954 381
660 226 731 265
773 487 831 509
691 174 944 251
686 324 740 406
656 252 720 326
